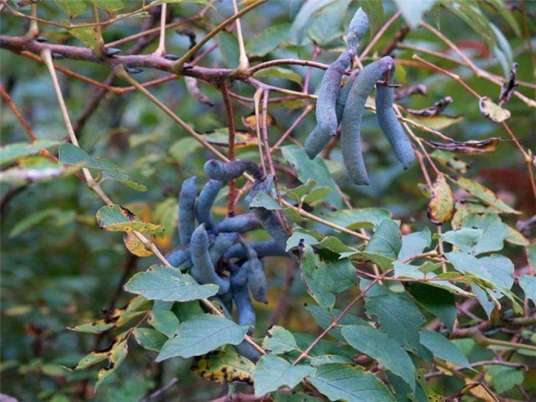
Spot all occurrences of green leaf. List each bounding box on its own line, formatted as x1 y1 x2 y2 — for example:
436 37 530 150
419 330 469 367
254 355 315 396
306 304 368 341
289 0 335 44
249 191 281 210
272 391 322 402
479 255 513 290
442 227 482 253
0 140 61 165
148 310 180 338
455 177 519 214
407 284 457 330
68 319 115 334
441 0 496 46
94 0 124 13
366 219 401 259
393 0 437 28
342 325 416 390
69 27 99 51
247 22 291 57
445 252 493 284
96 340 128 388
365 283 425 352
217 31 239 68
262 326 299 355
156 314 248 361
466 214 507 255
307 0 351 45
124 266 218 302
398 228 431 261
96 205 162 233
255 67 303 85
321 208 390 230
519 275 536 305
55 0 88 17
505 225 529 247
59 143 146 191
75 351 108 370
133 328 167 352
486 365 524 394
282 145 342 207
308 364 396 402
9 208 75 238
315 236 357 255
301 245 355 309
430 150 469 174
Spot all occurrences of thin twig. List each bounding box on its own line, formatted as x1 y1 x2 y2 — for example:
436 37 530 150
360 11 401 60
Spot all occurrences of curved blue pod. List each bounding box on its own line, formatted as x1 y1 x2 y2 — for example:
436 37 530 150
316 51 353 137
195 179 223 230
178 176 197 245
341 56 394 184
224 240 287 260
209 232 239 264
375 70 416 168
204 159 262 182
346 7 369 51
190 224 230 295
165 247 191 268
214 213 261 234
230 264 255 330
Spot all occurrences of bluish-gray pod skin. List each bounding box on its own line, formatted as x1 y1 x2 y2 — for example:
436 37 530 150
190 224 230 295
223 240 286 259
165 247 191 267
195 179 223 230
253 208 289 252
346 7 369 51
316 51 353 136
341 56 394 185
305 52 352 160
375 74 416 168
214 213 261 233
235 341 261 362
230 265 255 330
209 232 239 264
204 159 262 182
244 259 268 303
178 176 197 246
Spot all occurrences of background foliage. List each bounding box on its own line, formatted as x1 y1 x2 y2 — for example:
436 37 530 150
1 0 535 401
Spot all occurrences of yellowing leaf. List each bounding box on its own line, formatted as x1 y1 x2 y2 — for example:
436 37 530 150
192 346 254 385
96 205 162 233
408 114 463 130
242 113 275 130
479 96 511 123
123 232 153 257
456 177 519 214
427 174 454 224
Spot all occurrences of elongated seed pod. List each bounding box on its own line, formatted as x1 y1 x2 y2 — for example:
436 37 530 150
224 240 286 260
240 242 268 303
375 73 416 168
178 176 197 245
316 51 353 136
230 264 255 330
165 247 191 268
304 125 329 160
195 179 223 230
253 208 289 252
190 224 230 295
209 232 239 264
215 213 261 234
204 159 262 182
341 56 394 184
304 75 355 160
244 259 268 303
346 7 369 51
235 341 261 362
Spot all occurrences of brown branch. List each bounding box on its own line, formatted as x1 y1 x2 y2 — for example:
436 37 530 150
220 82 239 215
